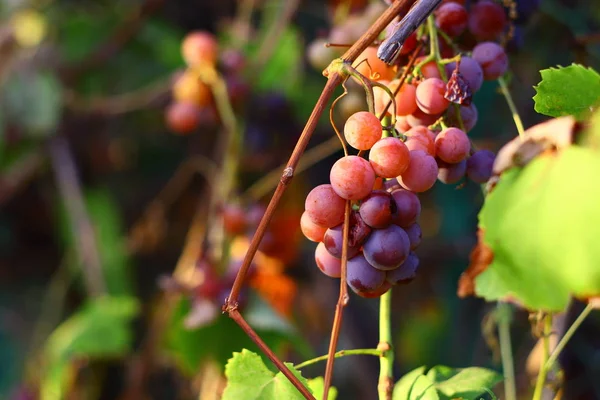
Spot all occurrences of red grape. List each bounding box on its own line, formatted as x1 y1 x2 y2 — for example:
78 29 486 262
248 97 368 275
359 190 397 228
391 188 421 227
330 156 376 200
363 225 410 270
344 111 382 150
435 2 468 37
315 242 342 278
165 102 200 134
222 204 247 235
369 137 410 178
468 0 507 41
416 56 442 79
305 184 346 228
472 41 509 80
397 150 438 192
300 211 327 242
416 78 451 114
435 127 470 163
181 31 218 67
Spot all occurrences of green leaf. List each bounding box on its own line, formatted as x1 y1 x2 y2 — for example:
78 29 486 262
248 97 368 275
164 296 312 374
306 377 338 400
222 349 312 400
476 146 600 310
533 64 600 121
41 296 139 400
427 366 502 400
393 367 439 400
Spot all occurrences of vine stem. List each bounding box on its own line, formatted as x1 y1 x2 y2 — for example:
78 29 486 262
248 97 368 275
295 348 383 370
532 313 553 400
545 303 595 370
378 289 394 400
497 76 525 137
497 302 517 400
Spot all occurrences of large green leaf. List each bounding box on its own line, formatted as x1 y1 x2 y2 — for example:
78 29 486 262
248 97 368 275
393 367 439 400
533 64 600 121
427 366 502 400
41 296 139 400
475 146 600 310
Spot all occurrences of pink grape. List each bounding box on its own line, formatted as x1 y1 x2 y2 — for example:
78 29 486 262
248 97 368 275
391 81 418 116
397 150 438 193
404 126 436 156
330 156 376 200
472 41 509 80
468 0 507 41
369 137 410 178
391 188 421 227
344 111 382 150
445 57 484 93
300 211 327 242
363 225 411 270
416 78 451 114
437 159 467 184
435 2 468 37
416 56 442 79
346 254 386 294
395 116 411 132
315 242 342 278
305 184 346 228
435 127 470 163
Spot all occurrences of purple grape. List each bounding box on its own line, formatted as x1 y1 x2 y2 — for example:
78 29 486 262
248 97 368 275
323 225 361 259
467 150 495 183
391 189 421 228
437 159 467 184
446 103 478 132
404 223 422 250
359 190 397 228
363 225 410 270
346 254 386 293
472 42 509 80
445 57 484 93
384 178 401 192
386 252 419 284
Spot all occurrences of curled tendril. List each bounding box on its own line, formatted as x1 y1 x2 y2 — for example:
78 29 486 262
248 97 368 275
329 80 351 157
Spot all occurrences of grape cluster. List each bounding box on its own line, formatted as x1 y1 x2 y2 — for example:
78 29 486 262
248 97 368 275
166 31 248 134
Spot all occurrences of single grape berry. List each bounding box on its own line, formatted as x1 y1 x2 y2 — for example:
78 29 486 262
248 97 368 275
466 149 495 183
172 71 212 107
468 0 507 41
359 190 397 228
305 184 346 228
397 150 439 193
437 159 467 184
395 115 411 132
416 56 442 79
363 225 411 270
391 81 418 116
355 281 392 298
330 156 376 200
446 103 478 132
404 223 422 250
353 46 396 81
344 111 382 150
165 102 201 134
435 127 470 163
404 126 436 156
181 31 218 67
472 42 509 80
315 242 342 278
406 108 442 128
369 137 410 178
323 224 362 259
391 188 421 228
416 78 451 115
300 211 327 242
346 254 387 294
435 2 468 37
445 57 483 93
386 252 419 284
222 204 247 235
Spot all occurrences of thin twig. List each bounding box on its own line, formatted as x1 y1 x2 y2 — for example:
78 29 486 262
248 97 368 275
295 348 383 369
322 200 351 398
49 136 106 297
497 76 525 137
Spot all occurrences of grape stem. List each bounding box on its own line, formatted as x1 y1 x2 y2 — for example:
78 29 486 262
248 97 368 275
378 289 394 400
497 76 525 137
532 313 553 400
497 302 517 400
294 348 383 369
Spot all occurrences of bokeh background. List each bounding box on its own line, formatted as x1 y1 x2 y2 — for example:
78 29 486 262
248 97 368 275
1 0 600 399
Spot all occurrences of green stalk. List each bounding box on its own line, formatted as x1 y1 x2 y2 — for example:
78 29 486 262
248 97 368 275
532 313 553 400
497 302 517 400
294 348 383 369
497 76 525 137
378 289 394 400
545 304 595 370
